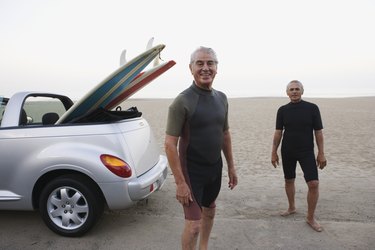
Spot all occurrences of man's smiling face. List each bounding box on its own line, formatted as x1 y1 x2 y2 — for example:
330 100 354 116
189 51 217 90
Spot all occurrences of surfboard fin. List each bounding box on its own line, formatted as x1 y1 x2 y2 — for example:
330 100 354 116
120 49 127 66
146 37 154 50
147 37 161 67
154 54 162 67
120 37 160 67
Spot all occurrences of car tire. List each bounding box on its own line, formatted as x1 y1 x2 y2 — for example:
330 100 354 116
39 174 104 237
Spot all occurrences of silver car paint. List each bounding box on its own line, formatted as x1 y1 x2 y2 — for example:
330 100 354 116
0 92 167 211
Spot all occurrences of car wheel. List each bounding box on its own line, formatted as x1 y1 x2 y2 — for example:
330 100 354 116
39 174 104 237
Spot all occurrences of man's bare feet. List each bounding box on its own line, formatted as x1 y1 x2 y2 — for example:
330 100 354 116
306 218 323 232
280 209 296 216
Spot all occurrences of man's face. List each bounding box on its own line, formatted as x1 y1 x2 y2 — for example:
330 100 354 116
287 82 303 103
189 51 217 90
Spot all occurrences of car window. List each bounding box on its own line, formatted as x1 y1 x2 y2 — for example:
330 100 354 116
23 96 67 125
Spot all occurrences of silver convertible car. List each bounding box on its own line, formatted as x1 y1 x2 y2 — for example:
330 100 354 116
0 92 168 237
0 43 173 236
0 45 175 236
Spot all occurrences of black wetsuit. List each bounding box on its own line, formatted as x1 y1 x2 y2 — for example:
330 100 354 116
166 82 228 220
276 100 323 182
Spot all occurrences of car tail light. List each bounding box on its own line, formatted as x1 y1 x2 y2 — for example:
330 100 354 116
100 154 132 178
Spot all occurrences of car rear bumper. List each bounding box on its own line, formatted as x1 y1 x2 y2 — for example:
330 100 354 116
128 155 168 200
100 155 168 210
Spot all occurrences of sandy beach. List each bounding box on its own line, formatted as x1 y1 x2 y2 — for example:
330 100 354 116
1 97 374 250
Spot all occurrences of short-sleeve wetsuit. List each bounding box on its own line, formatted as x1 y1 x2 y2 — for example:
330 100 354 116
276 100 323 182
166 83 229 220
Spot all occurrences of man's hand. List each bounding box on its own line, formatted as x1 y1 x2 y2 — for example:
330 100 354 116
176 182 193 206
316 153 327 169
271 152 279 168
228 167 238 190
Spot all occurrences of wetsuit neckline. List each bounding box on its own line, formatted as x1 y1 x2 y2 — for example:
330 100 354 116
191 82 214 96
290 99 304 105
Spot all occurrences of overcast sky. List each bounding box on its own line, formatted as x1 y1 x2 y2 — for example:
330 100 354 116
1 0 374 100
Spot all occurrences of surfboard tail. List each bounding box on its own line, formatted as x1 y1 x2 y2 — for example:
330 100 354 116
105 60 176 110
57 43 166 124
90 46 164 113
146 37 161 66
120 37 159 67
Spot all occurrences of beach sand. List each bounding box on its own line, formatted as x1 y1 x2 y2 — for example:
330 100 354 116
1 97 374 249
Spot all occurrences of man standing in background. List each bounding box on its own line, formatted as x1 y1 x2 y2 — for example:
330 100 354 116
271 80 327 232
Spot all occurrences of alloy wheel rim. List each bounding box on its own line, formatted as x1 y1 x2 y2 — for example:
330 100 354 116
47 186 89 230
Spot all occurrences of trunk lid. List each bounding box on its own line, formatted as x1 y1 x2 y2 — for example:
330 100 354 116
116 117 160 177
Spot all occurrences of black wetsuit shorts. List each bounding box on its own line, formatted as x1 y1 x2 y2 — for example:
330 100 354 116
182 159 222 220
281 150 318 182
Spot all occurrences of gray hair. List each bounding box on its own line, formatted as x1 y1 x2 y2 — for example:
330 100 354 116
190 46 218 64
286 80 304 92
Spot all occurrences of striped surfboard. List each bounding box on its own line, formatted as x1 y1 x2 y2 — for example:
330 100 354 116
105 60 176 110
57 44 165 123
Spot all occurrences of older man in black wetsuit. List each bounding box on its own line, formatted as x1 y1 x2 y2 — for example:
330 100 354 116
271 80 327 232
165 46 238 250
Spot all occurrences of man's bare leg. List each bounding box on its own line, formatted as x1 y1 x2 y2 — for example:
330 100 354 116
199 207 215 250
281 178 297 216
305 180 322 232
182 220 201 250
